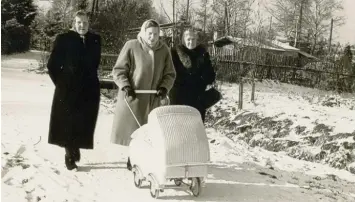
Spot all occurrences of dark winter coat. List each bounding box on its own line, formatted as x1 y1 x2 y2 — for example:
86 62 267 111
47 30 101 149
169 44 216 121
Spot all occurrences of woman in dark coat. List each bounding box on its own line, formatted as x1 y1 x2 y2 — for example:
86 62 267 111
170 29 216 122
47 10 101 170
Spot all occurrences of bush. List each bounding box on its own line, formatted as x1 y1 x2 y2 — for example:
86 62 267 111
1 0 37 55
1 19 31 54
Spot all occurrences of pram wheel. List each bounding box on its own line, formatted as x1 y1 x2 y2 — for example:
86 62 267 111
174 178 182 186
133 171 142 188
148 174 160 199
149 181 160 198
189 177 201 197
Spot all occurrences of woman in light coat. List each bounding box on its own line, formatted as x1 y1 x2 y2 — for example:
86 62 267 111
111 19 176 170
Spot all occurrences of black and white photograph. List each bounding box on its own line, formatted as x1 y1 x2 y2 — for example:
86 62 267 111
1 0 355 201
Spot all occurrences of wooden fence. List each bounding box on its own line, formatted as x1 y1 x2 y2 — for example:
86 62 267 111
209 47 355 92
98 47 354 93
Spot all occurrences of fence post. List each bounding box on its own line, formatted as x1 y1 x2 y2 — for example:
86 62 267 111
251 80 255 102
251 67 255 102
239 77 243 110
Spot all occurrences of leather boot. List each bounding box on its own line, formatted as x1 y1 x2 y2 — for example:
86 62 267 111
65 147 78 170
65 154 78 170
72 148 81 162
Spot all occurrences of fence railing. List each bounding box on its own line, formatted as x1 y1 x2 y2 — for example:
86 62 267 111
209 47 355 92
96 48 354 93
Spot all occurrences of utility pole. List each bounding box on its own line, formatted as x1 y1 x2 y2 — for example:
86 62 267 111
297 0 304 48
224 1 229 35
173 0 175 24
172 0 175 47
328 18 334 54
186 0 190 22
203 0 207 33
268 16 272 39
91 0 96 19
294 16 298 47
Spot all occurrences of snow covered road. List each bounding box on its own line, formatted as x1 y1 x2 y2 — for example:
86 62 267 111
2 55 355 202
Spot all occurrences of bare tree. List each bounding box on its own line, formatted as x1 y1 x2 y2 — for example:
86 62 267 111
211 0 255 37
194 0 209 32
50 0 73 29
266 0 345 55
305 0 345 54
159 0 173 23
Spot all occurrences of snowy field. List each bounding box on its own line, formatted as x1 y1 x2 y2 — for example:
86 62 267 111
1 52 355 202
208 78 355 172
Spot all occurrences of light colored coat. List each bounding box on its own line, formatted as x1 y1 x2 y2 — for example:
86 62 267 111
111 39 176 145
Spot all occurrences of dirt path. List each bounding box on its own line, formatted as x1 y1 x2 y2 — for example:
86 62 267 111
2 55 355 202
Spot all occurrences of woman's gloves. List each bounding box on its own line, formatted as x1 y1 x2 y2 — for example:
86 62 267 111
156 87 168 98
122 86 136 99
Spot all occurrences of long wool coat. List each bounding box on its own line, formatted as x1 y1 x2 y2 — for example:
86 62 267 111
169 44 216 121
47 30 101 149
111 39 176 146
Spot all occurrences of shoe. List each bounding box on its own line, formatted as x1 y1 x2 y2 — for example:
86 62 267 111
73 148 81 162
65 154 78 171
65 147 80 162
127 157 132 171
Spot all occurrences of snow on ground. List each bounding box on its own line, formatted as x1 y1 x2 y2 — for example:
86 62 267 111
208 79 355 171
1 52 355 201
217 80 355 135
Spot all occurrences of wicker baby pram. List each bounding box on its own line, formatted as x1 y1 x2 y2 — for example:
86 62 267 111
126 90 210 199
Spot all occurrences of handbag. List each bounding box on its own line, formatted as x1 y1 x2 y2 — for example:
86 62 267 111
200 85 222 109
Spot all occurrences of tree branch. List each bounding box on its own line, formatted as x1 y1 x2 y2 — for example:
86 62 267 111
160 0 172 23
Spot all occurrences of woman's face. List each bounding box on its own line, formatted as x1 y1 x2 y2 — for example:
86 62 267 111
184 33 197 49
145 27 159 46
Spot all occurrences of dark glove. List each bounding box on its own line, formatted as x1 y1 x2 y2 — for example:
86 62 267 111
156 87 168 97
122 86 136 99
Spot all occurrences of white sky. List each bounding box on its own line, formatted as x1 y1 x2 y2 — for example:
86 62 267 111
153 0 355 45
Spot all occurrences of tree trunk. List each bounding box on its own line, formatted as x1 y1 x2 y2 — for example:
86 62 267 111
311 34 317 55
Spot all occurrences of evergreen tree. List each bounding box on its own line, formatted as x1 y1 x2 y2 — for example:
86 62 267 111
1 0 37 26
1 0 37 54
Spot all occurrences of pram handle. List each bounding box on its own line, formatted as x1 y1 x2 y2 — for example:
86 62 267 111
124 90 170 127
134 90 157 94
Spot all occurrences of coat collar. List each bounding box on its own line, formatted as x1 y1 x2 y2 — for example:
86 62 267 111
68 29 91 39
176 44 207 68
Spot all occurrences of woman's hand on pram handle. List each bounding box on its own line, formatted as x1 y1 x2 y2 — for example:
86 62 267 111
156 87 168 98
123 86 136 100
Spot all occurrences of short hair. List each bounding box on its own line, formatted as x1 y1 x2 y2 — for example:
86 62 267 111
73 10 89 19
183 28 198 39
72 10 89 29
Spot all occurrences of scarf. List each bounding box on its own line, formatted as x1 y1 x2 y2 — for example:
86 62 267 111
137 19 163 52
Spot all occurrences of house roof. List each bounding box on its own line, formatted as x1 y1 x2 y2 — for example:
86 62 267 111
211 36 285 51
271 40 299 51
271 40 318 60
127 21 191 33
211 35 318 60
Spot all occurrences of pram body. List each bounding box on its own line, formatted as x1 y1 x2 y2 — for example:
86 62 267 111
128 104 210 198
